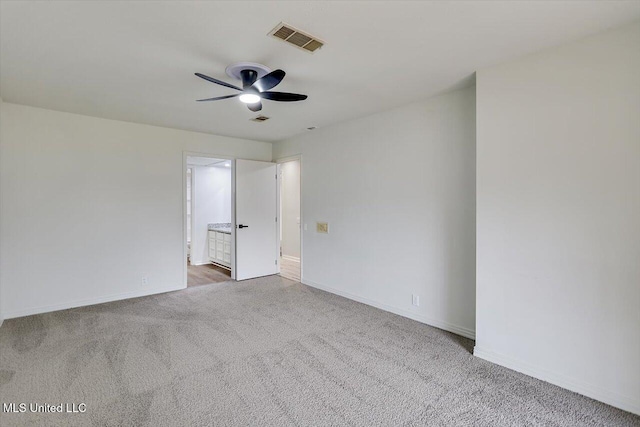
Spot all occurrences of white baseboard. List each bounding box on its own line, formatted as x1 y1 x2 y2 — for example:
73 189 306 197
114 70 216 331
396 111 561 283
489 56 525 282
301 278 475 340
4 284 186 320
474 346 640 416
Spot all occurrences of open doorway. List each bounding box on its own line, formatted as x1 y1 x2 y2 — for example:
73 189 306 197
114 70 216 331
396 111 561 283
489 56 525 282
277 158 301 282
186 155 233 287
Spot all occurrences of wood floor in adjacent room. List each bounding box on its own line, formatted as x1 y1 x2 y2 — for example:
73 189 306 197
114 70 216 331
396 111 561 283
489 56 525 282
187 261 231 287
279 256 300 282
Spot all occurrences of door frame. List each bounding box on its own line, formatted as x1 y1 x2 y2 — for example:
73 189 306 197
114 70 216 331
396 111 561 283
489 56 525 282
182 151 236 288
187 165 194 264
275 154 303 281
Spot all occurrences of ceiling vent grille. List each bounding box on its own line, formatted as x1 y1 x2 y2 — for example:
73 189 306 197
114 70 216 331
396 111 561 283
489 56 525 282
251 115 270 122
269 22 324 53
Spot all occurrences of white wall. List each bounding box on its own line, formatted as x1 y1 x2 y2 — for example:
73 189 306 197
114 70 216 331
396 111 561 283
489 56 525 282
273 87 476 338
0 103 271 318
475 21 640 414
190 165 231 265
0 97 3 327
280 160 300 259
210 166 232 224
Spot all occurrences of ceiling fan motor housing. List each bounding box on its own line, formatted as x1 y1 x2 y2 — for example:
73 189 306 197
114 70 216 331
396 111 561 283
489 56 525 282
225 62 271 81
240 69 258 90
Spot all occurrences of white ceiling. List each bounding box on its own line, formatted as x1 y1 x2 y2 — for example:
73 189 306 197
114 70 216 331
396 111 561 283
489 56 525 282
2 1 639 143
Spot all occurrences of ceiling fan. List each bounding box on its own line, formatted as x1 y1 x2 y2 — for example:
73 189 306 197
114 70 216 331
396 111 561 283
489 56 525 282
195 62 307 112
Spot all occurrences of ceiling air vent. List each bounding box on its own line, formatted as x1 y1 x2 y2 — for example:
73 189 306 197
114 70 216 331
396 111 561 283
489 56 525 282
269 22 324 53
251 115 270 122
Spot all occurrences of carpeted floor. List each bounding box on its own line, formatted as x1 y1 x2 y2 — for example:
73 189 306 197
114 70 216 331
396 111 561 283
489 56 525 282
1 276 638 426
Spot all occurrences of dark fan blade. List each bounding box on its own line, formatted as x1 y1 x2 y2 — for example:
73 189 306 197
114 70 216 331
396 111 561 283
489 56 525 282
252 69 285 92
260 91 307 102
247 101 262 112
195 73 242 91
196 94 240 102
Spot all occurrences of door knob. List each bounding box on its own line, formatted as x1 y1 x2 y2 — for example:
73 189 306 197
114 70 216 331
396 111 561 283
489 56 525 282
238 224 249 229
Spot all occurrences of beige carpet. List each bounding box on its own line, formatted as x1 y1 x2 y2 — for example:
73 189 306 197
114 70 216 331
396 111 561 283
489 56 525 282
1 276 638 426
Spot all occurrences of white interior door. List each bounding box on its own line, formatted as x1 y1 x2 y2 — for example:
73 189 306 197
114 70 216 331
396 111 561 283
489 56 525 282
235 159 278 280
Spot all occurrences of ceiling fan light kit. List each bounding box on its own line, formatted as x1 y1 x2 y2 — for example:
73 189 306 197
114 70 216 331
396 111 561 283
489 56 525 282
195 62 308 112
239 93 261 104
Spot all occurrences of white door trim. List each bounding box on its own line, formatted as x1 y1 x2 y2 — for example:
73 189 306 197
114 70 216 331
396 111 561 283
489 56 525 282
275 154 303 282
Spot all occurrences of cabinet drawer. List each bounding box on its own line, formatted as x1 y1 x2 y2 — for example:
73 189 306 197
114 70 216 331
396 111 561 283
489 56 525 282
216 250 224 260
224 242 231 254
223 253 231 263
223 233 231 242
208 247 216 258
216 232 225 240
216 241 224 251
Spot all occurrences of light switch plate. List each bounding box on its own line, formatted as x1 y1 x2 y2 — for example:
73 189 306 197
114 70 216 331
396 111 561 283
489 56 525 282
316 222 329 234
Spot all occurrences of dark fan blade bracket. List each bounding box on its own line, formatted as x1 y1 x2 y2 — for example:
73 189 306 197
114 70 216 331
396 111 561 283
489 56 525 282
252 69 286 92
260 91 308 102
195 73 243 91
196 94 240 102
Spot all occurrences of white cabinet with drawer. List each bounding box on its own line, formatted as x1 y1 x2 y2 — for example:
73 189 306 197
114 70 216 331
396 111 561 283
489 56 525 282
208 230 231 269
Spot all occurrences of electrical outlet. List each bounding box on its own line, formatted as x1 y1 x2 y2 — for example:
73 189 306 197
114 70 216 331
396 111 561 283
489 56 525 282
412 294 420 306
142 276 149 286
316 222 329 234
